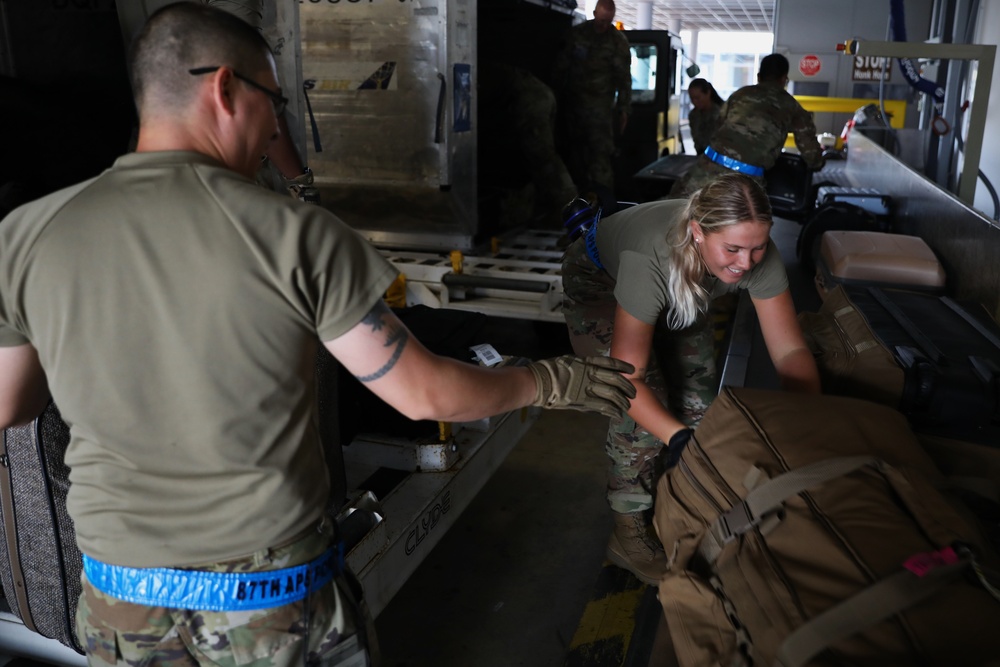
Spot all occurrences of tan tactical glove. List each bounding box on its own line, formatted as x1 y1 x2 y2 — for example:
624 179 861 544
526 355 636 418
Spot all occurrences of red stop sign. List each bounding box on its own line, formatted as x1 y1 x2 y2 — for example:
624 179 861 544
799 54 822 77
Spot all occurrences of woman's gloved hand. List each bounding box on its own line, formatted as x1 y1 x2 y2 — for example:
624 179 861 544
664 427 694 469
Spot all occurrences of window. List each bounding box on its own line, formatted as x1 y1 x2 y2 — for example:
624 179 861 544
722 53 757 92
631 43 657 104
680 31 774 101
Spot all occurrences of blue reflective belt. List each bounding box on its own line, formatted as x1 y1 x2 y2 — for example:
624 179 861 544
82 543 343 612
583 220 604 271
704 146 765 178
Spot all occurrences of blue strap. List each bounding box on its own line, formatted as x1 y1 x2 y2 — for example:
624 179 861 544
583 220 604 271
704 146 765 178
82 544 343 612
564 204 600 242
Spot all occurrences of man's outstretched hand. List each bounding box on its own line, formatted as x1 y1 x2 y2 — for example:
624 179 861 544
527 355 636 418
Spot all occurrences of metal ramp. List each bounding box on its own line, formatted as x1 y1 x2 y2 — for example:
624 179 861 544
341 407 540 617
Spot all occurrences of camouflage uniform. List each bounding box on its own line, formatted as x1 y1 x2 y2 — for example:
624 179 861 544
687 104 722 157
76 521 377 667
552 21 632 196
479 62 577 227
671 82 823 198
509 69 579 222
561 238 716 514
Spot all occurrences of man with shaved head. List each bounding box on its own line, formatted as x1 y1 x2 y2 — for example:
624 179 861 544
117 0 319 202
0 3 636 665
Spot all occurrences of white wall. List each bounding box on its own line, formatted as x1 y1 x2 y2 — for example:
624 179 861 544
973 0 1000 220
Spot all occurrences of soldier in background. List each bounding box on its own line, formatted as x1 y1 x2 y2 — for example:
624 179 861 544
686 78 725 157
479 62 578 228
552 0 632 211
671 53 824 198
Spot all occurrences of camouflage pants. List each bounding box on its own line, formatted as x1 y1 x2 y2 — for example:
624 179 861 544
561 239 717 514
76 522 377 667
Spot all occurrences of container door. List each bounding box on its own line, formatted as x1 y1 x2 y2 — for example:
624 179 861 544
300 0 477 250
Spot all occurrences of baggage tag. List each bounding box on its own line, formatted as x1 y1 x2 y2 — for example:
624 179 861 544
470 344 503 367
902 545 959 577
902 545 1000 601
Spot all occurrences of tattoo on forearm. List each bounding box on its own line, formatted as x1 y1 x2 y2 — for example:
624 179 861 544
356 302 409 383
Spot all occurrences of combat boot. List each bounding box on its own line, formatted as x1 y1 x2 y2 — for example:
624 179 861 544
606 511 667 586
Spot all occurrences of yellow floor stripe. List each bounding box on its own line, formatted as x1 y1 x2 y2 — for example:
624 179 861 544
564 562 650 667
569 586 645 648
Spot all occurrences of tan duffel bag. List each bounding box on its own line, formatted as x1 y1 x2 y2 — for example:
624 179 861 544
653 386 1000 667
796 285 905 408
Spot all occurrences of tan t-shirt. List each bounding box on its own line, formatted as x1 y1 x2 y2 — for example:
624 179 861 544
0 151 397 567
595 199 788 325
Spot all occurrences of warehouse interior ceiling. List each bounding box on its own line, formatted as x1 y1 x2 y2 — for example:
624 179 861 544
612 0 776 33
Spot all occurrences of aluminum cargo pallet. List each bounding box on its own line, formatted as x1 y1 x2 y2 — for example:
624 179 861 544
381 229 567 323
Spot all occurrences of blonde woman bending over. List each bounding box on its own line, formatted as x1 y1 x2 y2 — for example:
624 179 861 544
561 173 820 585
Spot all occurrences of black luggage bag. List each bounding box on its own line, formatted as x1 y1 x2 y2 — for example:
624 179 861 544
764 151 813 220
801 285 1000 445
0 402 84 653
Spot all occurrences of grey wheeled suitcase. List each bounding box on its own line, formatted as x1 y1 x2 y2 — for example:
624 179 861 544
0 402 84 653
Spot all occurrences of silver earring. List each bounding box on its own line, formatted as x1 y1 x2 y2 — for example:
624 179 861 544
695 237 702 244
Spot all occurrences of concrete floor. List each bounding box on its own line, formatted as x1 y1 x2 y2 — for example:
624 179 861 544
374 407 616 667
369 314 632 667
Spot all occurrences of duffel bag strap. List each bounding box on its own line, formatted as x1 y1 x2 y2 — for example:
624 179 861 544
774 546 975 667
698 456 877 565
698 456 970 567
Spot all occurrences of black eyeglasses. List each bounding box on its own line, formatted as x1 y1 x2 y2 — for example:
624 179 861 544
189 66 288 116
